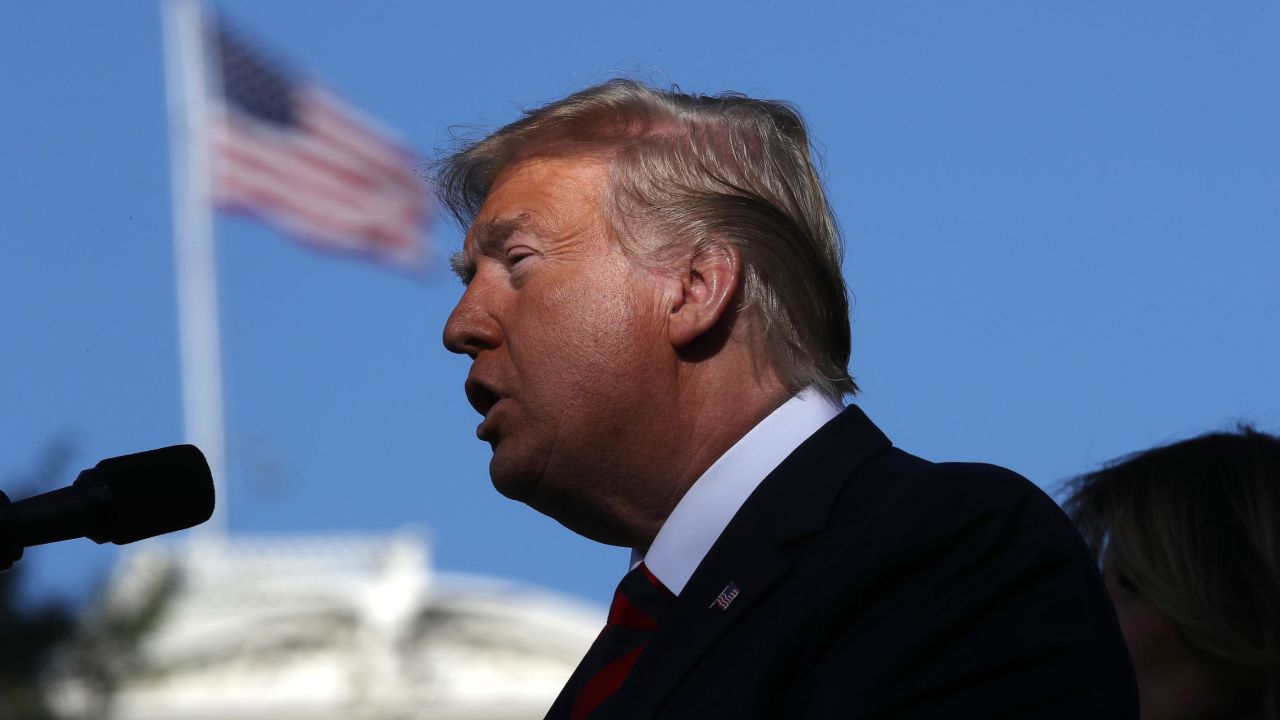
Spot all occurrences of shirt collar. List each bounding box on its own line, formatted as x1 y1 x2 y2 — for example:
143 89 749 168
632 387 844 594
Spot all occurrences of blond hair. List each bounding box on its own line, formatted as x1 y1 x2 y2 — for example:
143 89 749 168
434 80 856 399
1064 426 1280 718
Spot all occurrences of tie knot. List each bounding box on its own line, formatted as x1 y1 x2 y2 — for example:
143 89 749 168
606 562 675 631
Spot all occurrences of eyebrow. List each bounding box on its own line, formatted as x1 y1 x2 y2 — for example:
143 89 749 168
448 251 475 285
450 212 534 284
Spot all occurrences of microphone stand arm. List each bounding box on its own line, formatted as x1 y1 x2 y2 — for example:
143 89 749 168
0 491 21 572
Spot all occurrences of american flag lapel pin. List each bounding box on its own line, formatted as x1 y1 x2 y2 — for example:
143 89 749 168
710 581 741 610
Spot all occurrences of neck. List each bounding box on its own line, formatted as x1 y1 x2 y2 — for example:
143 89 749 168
619 354 791 549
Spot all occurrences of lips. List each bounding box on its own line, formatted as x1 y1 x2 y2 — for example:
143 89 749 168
464 376 501 417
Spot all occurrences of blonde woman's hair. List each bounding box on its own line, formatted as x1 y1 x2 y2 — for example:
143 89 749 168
1064 426 1280 718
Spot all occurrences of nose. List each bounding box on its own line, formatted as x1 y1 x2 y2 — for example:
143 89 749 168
443 282 502 359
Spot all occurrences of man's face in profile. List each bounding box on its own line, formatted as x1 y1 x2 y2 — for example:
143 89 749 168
443 156 672 542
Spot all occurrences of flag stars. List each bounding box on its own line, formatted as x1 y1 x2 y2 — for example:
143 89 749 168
213 20 297 126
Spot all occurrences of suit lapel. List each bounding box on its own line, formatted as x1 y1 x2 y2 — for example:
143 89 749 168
608 405 891 719
607 505 788 720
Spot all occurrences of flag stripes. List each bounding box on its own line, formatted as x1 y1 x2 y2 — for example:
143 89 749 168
205 17 428 269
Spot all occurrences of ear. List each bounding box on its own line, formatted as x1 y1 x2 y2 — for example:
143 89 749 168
667 244 741 350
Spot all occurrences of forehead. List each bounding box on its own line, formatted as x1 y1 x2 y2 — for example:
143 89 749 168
467 156 611 243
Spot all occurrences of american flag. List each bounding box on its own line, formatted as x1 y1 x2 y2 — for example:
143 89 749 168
710 581 741 610
204 17 428 269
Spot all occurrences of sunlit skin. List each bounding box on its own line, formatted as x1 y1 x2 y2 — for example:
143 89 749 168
443 156 788 549
1104 561 1230 719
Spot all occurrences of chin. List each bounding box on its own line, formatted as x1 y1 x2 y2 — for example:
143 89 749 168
484 439 638 546
488 453 540 503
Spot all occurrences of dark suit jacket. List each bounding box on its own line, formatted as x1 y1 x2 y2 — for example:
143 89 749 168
555 405 1138 719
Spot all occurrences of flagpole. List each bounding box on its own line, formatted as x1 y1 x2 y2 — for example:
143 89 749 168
162 0 228 537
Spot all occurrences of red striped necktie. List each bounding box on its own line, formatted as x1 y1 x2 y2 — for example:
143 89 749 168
547 562 676 720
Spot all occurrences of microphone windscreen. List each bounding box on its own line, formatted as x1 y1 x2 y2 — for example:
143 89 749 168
92 444 215 544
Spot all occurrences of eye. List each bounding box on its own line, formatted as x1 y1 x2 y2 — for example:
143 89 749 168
1114 571 1137 593
1106 566 1141 601
506 248 535 267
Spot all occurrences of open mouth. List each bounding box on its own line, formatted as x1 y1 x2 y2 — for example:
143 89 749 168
464 377 501 417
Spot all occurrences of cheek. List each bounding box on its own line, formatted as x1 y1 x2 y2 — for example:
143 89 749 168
1115 599 1178 670
515 270 662 390
1113 596 1224 718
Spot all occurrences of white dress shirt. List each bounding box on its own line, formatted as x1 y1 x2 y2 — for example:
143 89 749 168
632 387 844 594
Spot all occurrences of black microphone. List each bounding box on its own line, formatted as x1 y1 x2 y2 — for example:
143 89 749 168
0 444 215 571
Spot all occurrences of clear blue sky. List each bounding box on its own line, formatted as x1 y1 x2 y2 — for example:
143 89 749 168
2 2 1277 610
